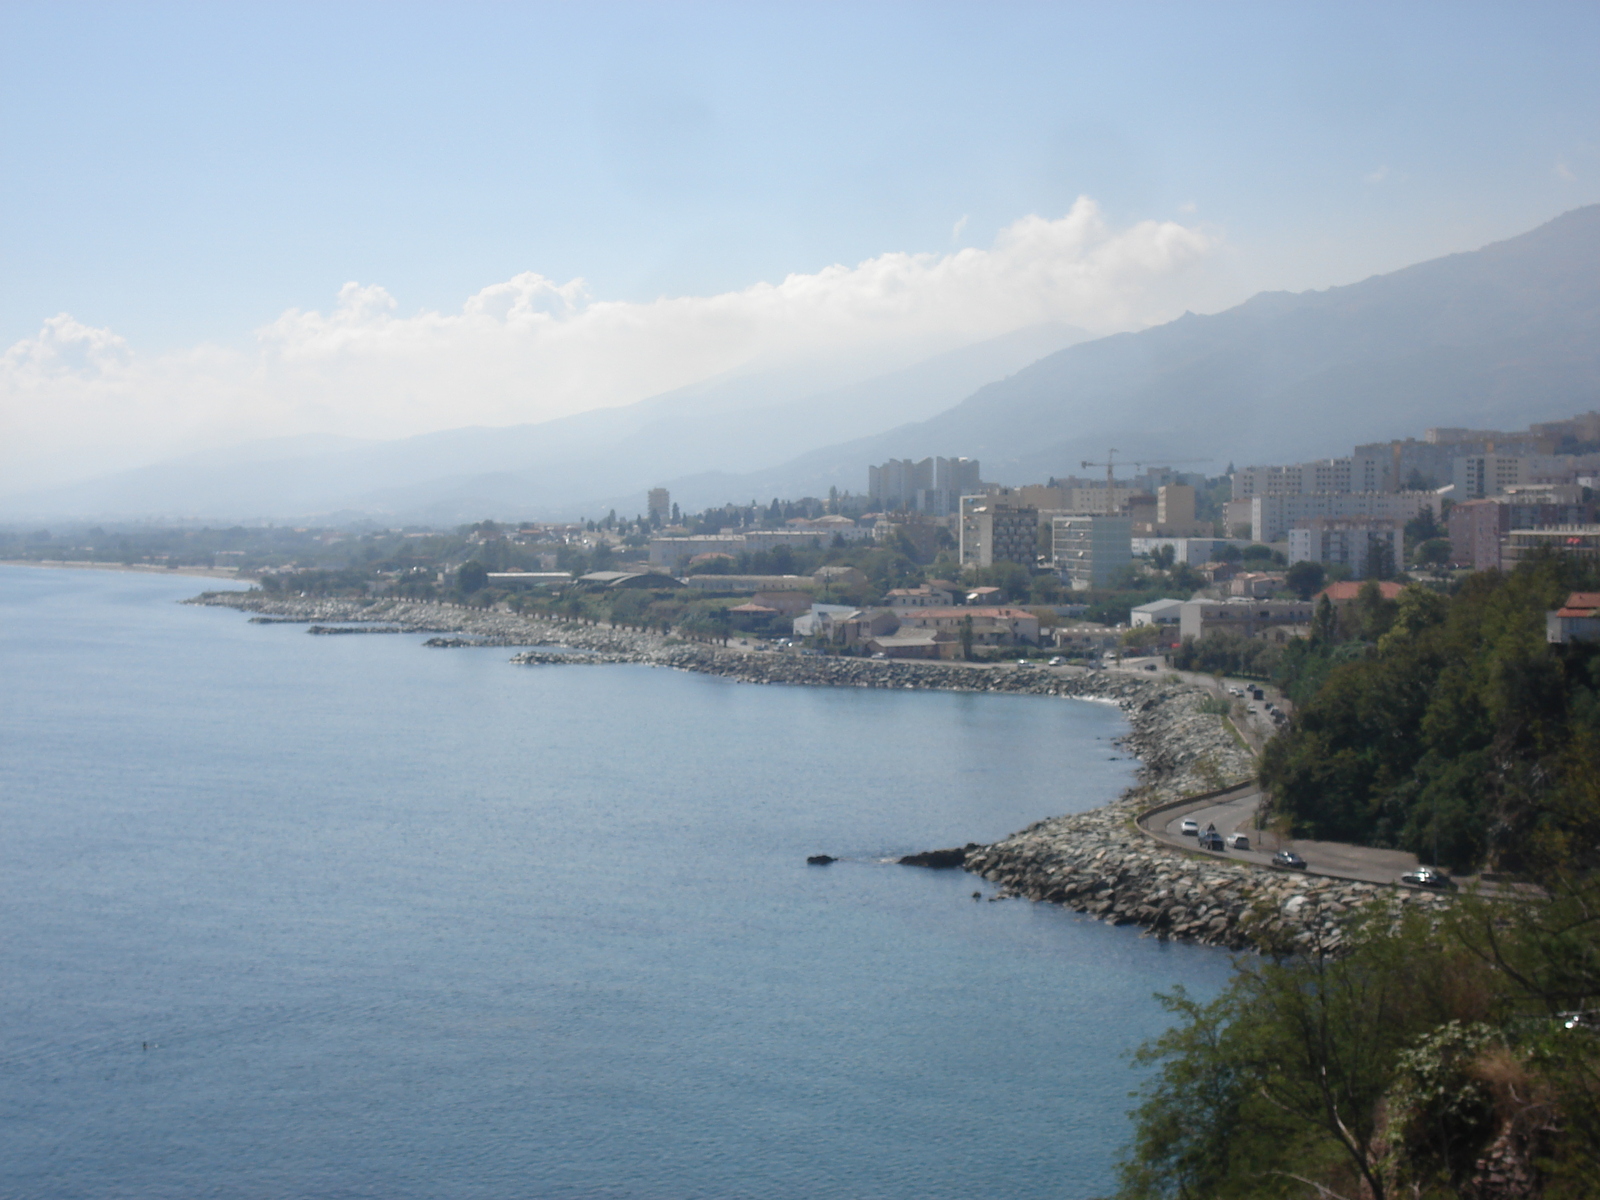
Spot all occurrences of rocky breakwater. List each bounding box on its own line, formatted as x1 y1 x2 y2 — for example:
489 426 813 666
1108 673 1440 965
646 645 1176 699
188 592 663 656
959 688 1452 951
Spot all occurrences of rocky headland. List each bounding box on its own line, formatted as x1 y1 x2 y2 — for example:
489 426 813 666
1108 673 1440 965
190 589 1450 950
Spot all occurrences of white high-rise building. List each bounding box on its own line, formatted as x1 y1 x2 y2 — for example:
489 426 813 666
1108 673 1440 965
1052 514 1132 590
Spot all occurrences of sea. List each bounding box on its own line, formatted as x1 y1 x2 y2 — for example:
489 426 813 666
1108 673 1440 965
0 566 1230 1200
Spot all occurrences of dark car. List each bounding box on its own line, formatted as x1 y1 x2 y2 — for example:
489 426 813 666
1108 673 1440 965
1271 849 1307 870
1400 867 1455 889
1198 830 1225 851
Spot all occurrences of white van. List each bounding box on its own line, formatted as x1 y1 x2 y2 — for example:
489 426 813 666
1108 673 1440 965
1225 833 1251 851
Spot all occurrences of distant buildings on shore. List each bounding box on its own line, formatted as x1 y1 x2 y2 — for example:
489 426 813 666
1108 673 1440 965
867 456 981 515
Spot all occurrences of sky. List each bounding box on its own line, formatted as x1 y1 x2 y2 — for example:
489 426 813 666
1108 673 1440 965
3 1 1599 492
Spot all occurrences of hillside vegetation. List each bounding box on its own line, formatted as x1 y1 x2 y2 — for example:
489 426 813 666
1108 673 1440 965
1261 559 1600 874
1118 557 1600 1199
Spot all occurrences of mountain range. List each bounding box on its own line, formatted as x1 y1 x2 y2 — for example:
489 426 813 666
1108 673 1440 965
7 204 1600 524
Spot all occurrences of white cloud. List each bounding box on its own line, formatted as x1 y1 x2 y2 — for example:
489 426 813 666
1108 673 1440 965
1 197 1220 493
1365 166 1390 184
951 213 969 241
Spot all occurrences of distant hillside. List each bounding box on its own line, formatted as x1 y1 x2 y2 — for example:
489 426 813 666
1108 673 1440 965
0 323 1085 524
12 205 1600 524
684 204 1600 503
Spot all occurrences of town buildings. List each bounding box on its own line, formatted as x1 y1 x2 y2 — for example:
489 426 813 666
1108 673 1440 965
896 606 1042 646
681 574 814 594
885 584 958 608
1130 598 1185 629
959 496 1038 568
1229 571 1288 598
1178 599 1316 641
1051 514 1132 590
868 456 981 515
1501 526 1600 571
649 528 862 571
1287 517 1402 580
1250 491 1437 544
1446 490 1597 570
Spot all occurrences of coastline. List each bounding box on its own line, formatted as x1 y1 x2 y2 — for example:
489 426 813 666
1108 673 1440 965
1 559 248 580
185 589 1450 950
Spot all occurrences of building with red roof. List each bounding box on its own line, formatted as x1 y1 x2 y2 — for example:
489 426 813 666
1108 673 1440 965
1313 580 1405 605
1549 592 1600 644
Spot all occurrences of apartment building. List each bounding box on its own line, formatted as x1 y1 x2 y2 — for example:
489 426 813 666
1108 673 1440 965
959 496 1039 568
1232 458 1354 499
1501 526 1600 571
1447 491 1598 571
868 456 981 515
1066 483 1145 515
1051 514 1133 590
1287 517 1402 580
1251 491 1437 544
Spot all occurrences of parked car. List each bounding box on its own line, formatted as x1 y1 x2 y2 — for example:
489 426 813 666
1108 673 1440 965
1271 849 1306 870
1142 663 1158 671
1225 832 1251 851
1400 867 1454 889
1048 656 1065 666
1015 659 1030 667
1179 818 1199 836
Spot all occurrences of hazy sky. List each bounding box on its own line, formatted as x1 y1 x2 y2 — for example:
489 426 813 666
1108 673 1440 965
4 1 1599 489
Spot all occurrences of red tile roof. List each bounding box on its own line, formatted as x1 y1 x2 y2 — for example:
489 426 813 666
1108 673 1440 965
1314 581 1404 603
1557 592 1600 617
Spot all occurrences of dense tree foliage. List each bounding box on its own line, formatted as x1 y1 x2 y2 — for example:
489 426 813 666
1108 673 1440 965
1260 559 1600 873
1119 891 1600 1200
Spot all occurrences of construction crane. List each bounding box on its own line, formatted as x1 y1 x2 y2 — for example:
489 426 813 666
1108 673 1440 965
1078 450 1214 514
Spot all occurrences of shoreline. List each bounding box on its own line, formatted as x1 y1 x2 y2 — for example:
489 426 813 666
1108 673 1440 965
185 589 1449 950
1 559 249 580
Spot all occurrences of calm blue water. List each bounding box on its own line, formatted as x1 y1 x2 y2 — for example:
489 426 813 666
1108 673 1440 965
0 566 1228 1200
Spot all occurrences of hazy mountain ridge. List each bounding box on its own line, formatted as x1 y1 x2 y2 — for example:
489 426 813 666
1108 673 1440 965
687 204 1600 501
8 204 1600 523
0 323 1086 523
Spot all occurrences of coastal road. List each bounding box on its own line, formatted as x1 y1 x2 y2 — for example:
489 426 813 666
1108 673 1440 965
1142 786 1431 888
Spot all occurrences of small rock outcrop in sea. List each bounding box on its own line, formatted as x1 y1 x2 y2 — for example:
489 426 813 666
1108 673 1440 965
898 845 979 868
806 855 836 866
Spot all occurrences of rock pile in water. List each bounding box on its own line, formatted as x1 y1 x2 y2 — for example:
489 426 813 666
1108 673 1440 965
960 687 1449 950
965 805 1449 951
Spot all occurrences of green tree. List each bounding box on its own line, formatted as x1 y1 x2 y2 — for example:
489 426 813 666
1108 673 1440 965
456 561 489 593
1284 560 1325 600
